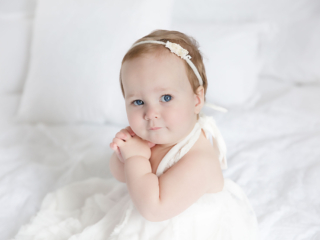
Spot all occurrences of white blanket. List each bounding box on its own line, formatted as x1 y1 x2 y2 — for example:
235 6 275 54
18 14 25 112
1 77 320 239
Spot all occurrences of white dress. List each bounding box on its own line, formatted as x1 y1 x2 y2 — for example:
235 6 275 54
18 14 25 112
13 112 259 240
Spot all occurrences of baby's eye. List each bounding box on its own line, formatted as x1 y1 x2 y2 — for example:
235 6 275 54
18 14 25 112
161 94 172 102
132 94 172 106
132 100 144 106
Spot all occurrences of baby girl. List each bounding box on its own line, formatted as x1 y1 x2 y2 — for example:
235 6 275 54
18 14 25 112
109 29 259 238
13 29 259 240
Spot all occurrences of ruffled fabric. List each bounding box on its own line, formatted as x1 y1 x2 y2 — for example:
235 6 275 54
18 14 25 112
12 112 259 240
198 111 228 169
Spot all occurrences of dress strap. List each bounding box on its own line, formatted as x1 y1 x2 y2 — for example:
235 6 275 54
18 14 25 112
204 102 228 113
155 112 228 177
198 112 228 169
155 121 202 177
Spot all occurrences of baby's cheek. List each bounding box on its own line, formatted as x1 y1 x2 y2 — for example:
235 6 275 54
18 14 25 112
127 114 139 131
164 109 186 130
170 106 190 123
128 114 146 137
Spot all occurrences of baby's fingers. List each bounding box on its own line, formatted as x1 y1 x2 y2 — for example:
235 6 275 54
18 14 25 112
109 142 118 151
113 137 125 147
110 142 124 163
147 141 156 148
116 150 125 163
115 129 132 141
125 126 136 137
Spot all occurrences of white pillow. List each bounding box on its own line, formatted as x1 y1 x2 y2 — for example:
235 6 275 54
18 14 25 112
0 0 36 94
261 16 320 83
0 0 36 15
172 22 270 109
16 0 173 126
172 0 320 23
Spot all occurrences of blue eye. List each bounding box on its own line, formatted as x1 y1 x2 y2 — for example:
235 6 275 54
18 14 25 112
161 94 172 102
133 100 144 106
132 94 172 106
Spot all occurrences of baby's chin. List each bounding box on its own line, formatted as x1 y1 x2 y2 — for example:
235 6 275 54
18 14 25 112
146 138 170 146
137 133 166 145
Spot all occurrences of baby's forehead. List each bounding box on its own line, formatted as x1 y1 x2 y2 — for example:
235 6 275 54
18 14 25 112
122 51 192 97
126 85 179 99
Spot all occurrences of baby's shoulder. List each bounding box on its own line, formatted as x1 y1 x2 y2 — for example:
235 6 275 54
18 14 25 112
191 129 220 159
187 129 224 193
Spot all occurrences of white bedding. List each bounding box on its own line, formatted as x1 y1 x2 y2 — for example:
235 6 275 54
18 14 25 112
1 77 320 240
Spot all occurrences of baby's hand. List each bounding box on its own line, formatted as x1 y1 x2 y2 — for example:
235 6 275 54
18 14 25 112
110 126 135 163
109 126 156 163
113 134 151 162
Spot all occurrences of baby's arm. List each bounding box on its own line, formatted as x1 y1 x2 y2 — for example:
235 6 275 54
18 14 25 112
109 126 136 183
125 149 213 222
109 151 126 183
109 126 156 183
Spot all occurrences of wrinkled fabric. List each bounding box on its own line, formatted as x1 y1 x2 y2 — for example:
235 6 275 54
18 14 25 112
12 112 259 240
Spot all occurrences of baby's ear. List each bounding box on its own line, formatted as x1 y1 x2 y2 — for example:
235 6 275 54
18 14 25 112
194 86 204 113
196 86 204 98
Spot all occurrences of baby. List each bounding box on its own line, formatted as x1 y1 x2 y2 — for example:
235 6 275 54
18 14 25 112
109 30 225 222
107 30 259 240
13 29 259 240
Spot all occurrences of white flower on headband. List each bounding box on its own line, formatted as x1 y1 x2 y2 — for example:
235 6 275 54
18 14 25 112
165 41 191 60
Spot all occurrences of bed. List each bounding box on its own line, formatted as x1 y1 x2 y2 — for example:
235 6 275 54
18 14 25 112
2 77 320 239
1 0 320 239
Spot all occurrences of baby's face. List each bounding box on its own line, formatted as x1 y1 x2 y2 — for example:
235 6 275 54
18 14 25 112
121 51 202 148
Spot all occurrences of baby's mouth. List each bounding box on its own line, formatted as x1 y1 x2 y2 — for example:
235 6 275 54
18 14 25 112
149 127 161 130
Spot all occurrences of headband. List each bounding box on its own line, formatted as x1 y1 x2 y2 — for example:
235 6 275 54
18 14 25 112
130 40 228 113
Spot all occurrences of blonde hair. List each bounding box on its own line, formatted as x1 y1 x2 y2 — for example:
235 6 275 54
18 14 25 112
119 29 208 102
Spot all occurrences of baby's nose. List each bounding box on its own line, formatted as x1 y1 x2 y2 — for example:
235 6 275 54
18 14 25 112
144 107 160 120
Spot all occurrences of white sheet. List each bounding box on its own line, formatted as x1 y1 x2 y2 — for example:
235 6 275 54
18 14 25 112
1 77 320 239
